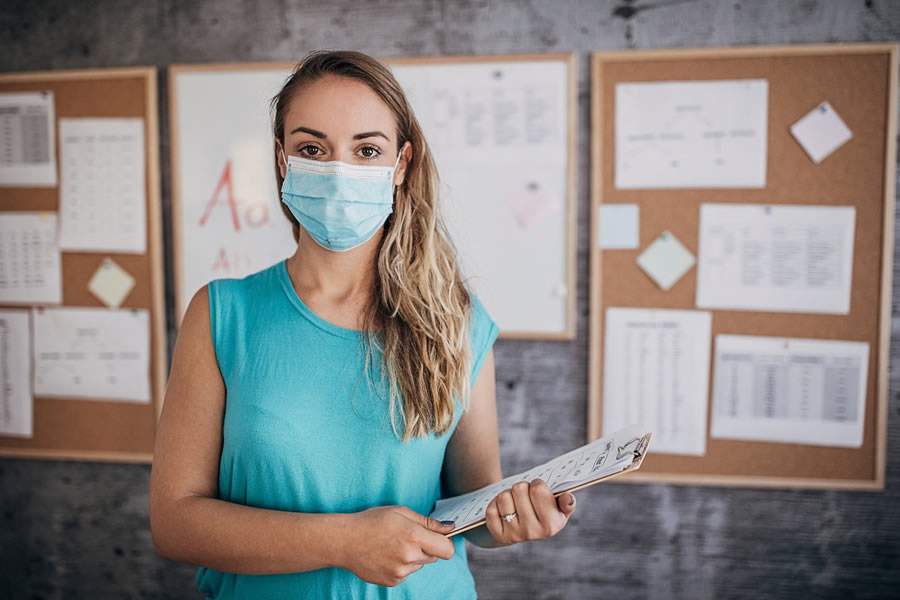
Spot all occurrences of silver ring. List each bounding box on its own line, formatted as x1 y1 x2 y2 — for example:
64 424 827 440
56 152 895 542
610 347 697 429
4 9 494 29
502 512 517 523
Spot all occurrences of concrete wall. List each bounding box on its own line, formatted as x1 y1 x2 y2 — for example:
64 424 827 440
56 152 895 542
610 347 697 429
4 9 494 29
1 1 898 598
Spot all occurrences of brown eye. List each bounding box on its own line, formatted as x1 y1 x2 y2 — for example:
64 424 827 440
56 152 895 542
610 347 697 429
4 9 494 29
299 144 322 157
358 145 382 159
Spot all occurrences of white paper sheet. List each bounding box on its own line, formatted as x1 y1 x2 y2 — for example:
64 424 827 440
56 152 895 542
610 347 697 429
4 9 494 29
790 101 853 164
32 307 150 403
603 308 711 455
615 79 768 189
599 203 639 249
711 335 868 448
429 425 649 532
0 91 57 187
0 309 32 437
696 203 855 314
58 118 146 253
637 230 696 290
0 212 62 305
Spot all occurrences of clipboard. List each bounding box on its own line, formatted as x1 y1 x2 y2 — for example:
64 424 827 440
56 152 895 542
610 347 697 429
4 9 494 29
431 427 653 537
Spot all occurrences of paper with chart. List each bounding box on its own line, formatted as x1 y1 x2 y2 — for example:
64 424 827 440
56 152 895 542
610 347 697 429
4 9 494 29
0 91 57 187
0 212 62 305
32 307 150 403
615 79 768 189
603 308 711 455
430 425 651 534
696 203 855 314
711 335 869 448
0 310 32 437
58 118 147 253
390 60 569 334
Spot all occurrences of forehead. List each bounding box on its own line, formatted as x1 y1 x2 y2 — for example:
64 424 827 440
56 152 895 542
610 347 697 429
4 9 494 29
282 74 396 139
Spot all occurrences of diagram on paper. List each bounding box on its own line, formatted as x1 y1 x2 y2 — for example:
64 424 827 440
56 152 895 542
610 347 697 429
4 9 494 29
615 79 768 189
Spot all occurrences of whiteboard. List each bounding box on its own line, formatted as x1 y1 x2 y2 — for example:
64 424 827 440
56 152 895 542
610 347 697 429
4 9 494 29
390 56 575 338
170 55 575 337
170 65 297 322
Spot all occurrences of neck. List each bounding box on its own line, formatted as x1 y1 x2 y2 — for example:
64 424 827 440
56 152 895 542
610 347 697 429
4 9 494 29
287 228 382 304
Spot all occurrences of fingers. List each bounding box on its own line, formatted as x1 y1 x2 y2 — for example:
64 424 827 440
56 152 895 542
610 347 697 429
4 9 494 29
556 491 576 517
484 496 504 541
418 529 455 560
511 481 543 537
396 506 455 534
495 487 517 536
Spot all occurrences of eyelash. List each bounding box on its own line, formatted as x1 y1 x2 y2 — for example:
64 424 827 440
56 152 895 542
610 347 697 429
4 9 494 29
298 143 382 160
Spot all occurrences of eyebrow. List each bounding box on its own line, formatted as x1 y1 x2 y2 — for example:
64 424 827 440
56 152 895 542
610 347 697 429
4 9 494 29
288 125 391 141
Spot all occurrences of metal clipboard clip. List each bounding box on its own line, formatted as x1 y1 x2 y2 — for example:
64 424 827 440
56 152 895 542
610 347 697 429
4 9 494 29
616 433 652 462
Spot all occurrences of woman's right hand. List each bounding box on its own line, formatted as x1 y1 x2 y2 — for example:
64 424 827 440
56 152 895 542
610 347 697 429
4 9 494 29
339 505 456 587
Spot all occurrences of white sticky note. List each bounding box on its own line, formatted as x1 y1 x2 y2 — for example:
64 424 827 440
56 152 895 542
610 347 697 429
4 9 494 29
637 230 696 290
88 258 136 308
599 204 639 249
790 101 853 164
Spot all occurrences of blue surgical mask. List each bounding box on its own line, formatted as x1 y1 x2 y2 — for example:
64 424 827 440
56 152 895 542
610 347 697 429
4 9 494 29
280 147 402 252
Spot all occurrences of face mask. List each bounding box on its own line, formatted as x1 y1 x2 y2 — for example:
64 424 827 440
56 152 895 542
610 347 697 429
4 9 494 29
279 146 403 252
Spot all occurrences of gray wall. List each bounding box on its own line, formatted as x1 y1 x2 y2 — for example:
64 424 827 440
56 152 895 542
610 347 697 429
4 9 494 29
1 1 899 598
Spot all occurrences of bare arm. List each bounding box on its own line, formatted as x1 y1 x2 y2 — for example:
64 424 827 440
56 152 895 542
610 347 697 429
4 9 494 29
440 349 505 549
148 285 353 574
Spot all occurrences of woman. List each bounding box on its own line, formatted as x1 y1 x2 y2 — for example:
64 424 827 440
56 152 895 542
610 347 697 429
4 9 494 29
149 49 576 599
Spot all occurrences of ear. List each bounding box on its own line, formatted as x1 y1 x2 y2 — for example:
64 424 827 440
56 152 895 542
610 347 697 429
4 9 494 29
393 141 412 187
275 140 286 179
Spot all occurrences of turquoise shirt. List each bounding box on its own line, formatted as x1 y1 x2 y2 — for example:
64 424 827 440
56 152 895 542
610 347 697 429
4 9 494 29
195 257 500 599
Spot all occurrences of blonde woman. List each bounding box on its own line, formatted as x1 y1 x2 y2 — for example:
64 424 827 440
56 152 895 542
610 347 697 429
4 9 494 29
149 50 576 599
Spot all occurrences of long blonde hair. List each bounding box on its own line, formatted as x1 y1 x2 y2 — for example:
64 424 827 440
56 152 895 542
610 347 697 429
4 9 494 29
270 50 473 442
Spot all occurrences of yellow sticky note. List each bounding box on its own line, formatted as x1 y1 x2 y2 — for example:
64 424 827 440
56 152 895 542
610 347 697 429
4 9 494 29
88 258 136 308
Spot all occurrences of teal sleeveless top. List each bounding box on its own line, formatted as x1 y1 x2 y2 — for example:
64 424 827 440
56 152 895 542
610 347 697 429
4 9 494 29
195 257 500 599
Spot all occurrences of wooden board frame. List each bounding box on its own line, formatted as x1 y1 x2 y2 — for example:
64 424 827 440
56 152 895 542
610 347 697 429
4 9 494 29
588 43 898 490
169 52 578 340
0 67 166 464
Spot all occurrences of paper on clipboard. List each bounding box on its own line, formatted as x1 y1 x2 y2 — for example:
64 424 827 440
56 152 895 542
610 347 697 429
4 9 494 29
430 426 652 536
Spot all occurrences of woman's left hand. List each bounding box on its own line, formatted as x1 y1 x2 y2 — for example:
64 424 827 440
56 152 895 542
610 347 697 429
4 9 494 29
483 478 576 547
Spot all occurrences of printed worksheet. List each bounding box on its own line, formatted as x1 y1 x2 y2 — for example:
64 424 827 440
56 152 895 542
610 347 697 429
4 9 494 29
711 335 868 448
0 212 62 305
603 307 711 455
0 309 32 438
32 306 151 403
696 203 855 314
615 79 768 189
430 425 650 533
58 118 147 253
0 91 57 187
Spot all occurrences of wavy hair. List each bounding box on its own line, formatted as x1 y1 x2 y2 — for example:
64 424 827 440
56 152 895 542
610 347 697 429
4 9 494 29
270 50 473 442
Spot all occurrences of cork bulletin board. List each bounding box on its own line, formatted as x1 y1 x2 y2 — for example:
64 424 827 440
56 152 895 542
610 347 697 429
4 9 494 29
588 43 898 489
0 67 166 464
